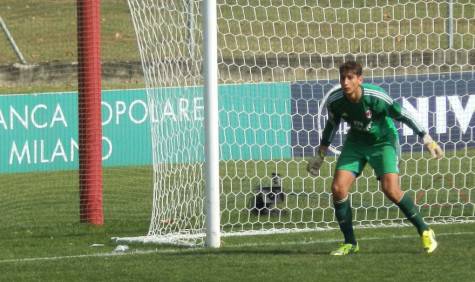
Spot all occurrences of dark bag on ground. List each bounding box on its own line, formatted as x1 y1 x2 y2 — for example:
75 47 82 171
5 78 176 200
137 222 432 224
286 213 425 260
250 173 285 215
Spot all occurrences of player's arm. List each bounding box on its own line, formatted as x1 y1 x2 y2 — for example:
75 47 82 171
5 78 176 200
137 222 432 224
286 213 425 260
387 101 444 159
320 110 341 148
307 109 340 176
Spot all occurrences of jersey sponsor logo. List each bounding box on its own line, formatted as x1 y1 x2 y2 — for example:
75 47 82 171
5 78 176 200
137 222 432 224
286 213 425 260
351 120 372 132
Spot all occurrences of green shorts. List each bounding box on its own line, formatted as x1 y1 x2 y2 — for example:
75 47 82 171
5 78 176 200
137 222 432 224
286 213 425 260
336 138 400 178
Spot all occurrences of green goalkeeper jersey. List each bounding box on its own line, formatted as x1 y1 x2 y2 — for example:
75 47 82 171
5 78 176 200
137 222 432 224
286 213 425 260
321 83 426 146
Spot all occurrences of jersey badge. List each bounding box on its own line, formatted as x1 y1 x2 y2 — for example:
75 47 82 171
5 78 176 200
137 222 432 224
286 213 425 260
365 110 372 119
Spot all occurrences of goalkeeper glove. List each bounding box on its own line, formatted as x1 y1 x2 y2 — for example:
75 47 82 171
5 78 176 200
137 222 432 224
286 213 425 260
423 134 444 159
307 148 326 176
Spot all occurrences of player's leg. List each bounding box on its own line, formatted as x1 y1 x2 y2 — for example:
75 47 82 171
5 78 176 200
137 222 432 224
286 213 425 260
330 170 360 255
330 142 365 255
379 173 437 253
332 170 357 241
379 173 429 235
370 143 437 253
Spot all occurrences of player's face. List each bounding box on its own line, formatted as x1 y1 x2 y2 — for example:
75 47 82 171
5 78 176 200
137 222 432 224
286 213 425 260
340 71 363 96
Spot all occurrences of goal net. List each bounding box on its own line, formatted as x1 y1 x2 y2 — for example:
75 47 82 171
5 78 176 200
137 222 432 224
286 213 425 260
122 0 475 246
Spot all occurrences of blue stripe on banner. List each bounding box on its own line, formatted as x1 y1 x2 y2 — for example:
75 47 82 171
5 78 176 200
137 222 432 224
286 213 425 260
291 72 475 157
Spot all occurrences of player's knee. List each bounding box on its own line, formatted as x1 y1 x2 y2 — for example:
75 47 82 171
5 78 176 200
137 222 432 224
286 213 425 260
331 182 348 200
331 170 354 200
381 186 403 203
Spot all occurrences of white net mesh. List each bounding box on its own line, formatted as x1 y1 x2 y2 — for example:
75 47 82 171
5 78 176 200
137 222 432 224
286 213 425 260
124 0 475 246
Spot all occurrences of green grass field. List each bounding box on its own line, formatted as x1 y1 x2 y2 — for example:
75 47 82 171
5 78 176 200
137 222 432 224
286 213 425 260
2 0 472 65
1 150 474 281
1 222 475 281
1 0 473 94
1 0 474 280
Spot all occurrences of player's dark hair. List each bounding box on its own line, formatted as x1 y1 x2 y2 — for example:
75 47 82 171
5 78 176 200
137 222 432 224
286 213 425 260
339 61 363 77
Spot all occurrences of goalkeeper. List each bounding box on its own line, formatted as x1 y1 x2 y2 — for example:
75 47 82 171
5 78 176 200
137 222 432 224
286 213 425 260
307 61 443 256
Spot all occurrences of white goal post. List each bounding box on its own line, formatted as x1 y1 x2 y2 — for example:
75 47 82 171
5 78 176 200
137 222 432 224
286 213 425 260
117 0 475 247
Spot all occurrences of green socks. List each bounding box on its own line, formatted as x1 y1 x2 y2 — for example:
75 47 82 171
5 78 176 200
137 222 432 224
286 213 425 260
334 197 357 245
334 193 427 243
397 193 429 235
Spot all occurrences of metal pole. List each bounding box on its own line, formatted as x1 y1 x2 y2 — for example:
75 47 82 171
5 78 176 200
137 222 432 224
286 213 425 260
203 0 220 248
447 0 454 49
0 16 28 64
186 0 195 60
